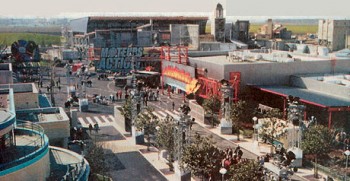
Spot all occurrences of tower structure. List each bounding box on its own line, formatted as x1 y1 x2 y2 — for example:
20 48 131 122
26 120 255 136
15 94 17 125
211 3 226 42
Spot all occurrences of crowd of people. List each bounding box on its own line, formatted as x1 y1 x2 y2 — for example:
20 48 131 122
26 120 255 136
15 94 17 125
221 146 245 169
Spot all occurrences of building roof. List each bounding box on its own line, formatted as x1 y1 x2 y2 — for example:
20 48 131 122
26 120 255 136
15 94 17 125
191 55 271 66
0 83 37 93
253 85 350 108
88 16 208 21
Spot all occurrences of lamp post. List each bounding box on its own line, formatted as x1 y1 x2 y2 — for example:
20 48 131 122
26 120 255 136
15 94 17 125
50 61 60 106
174 104 191 161
130 54 144 144
173 104 192 180
219 167 227 181
220 80 233 134
286 95 305 168
345 150 350 181
253 117 259 144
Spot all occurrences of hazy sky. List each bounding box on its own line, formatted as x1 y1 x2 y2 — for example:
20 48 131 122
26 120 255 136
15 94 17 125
0 0 349 17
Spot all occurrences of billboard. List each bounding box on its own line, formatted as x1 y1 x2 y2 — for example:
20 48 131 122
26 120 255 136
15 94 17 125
97 47 161 74
162 61 196 92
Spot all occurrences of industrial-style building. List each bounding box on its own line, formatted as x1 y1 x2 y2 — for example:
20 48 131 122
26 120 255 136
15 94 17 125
64 16 208 61
225 20 250 43
318 19 350 51
160 48 350 129
66 16 207 48
0 63 90 180
255 19 292 40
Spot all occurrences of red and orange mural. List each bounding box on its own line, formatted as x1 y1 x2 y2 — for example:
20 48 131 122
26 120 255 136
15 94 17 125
162 66 200 94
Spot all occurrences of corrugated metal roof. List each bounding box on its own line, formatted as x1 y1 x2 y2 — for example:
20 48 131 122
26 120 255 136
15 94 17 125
253 85 350 107
88 16 208 21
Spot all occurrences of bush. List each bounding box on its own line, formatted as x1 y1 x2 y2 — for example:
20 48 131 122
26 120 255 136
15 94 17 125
242 129 254 138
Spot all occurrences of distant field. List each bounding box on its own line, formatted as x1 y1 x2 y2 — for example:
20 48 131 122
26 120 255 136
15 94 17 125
206 24 318 35
250 24 318 35
0 33 61 46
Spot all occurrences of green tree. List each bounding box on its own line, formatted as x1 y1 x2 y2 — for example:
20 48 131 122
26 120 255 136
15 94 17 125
301 125 333 178
133 106 159 151
202 95 221 127
230 100 256 141
84 142 108 177
181 133 224 180
121 97 132 131
155 115 176 170
229 159 262 181
260 108 285 144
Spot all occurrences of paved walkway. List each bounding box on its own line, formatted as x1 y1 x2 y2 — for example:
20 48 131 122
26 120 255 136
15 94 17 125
193 118 328 181
109 117 194 181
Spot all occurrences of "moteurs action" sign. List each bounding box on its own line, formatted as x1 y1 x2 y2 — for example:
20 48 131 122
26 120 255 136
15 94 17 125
98 47 143 71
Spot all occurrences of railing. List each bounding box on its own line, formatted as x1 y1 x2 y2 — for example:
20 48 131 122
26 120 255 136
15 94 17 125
48 146 90 181
0 121 48 171
305 160 346 181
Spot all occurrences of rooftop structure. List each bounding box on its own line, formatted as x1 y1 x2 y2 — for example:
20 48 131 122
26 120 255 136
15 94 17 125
0 63 13 84
318 19 350 51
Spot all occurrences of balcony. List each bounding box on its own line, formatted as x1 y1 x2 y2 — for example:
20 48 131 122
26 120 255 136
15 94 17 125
48 146 90 181
0 120 49 173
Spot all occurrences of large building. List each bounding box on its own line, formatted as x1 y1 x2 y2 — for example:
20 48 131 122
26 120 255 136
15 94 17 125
160 48 350 129
66 16 207 49
318 19 350 51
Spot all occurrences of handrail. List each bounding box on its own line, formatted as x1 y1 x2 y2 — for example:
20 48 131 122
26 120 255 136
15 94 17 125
0 121 48 171
49 146 89 181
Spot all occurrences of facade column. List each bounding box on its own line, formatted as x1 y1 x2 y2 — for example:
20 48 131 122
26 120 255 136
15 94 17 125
283 97 286 119
328 111 332 129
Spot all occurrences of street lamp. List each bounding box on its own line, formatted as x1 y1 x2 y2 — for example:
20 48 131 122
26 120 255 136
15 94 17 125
219 167 227 181
345 150 350 181
253 117 258 142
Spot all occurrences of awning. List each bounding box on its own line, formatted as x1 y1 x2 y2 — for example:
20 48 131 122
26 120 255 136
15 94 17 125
136 70 160 75
251 85 350 108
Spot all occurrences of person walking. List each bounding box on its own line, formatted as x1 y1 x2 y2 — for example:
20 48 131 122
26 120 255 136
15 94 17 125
172 102 175 111
94 123 99 133
118 90 123 100
88 124 93 134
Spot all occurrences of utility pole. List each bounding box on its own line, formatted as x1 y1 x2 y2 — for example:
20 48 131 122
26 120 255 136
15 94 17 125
130 54 144 144
50 62 59 106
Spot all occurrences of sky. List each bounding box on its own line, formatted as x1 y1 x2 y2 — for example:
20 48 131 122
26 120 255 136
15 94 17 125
0 0 349 18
